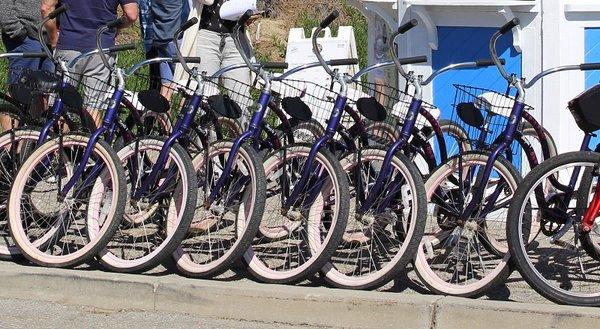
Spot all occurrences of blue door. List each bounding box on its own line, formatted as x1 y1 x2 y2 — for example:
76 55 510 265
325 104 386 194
431 26 522 169
585 28 600 149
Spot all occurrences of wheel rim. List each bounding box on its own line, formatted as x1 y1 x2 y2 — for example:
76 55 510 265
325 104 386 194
8 136 121 265
516 160 600 299
415 154 514 295
244 147 341 281
174 143 258 274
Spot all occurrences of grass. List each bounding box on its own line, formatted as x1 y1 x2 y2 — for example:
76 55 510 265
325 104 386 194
2 0 369 88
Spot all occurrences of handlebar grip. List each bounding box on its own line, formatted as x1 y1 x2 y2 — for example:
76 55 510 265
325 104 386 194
173 57 202 64
320 11 339 29
22 52 49 59
106 17 128 29
261 62 289 70
238 10 254 26
327 58 359 66
180 17 199 32
398 56 428 65
398 19 418 35
499 18 520 35
108 43 136 54
580 63 600 71
47 4 68 19
476 58 506 67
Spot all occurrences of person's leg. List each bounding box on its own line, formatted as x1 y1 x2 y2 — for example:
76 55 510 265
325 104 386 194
195 29 223 78
221 35 252 127
67 53 115 129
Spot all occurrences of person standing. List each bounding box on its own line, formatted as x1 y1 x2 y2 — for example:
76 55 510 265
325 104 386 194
143 0 191 90
41 0 139 127
195 0 253 125
0 0 54 83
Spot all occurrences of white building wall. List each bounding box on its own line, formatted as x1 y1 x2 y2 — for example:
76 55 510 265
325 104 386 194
352 0 600 153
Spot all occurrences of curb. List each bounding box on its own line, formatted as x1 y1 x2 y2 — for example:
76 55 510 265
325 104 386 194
0 262 597 328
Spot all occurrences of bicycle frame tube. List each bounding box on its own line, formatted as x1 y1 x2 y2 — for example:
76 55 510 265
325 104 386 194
37 81 69 146
132 93 203 200
356 98 422 215
282 95 347 210
206 91 272 204
420 108 447 163
59 88 125 197
460 101 526 219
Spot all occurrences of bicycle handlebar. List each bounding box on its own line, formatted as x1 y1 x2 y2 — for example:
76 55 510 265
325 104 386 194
231 10 262 76
397 19 418 35
320 11 339 29
580 63 600 71
108 43 137 54
499 18 520 35
489 18 519 82
173 17 200 74
261 62 289 70
106 17 128 29
47 4 68 20
388 19 426 80
38 5 69 64
399 56 428 65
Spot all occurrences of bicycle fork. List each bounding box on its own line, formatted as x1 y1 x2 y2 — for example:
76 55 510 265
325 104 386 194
356 99 422 216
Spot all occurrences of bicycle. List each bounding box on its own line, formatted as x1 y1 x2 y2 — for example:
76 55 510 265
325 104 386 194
228 11 354 284
322 19 505 290
6 13 196 268
415 18 564 297
504 21 600 305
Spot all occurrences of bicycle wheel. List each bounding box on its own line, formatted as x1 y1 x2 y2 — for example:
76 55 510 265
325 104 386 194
7 134 126 267
415 151 520 297
289 119 325 143
520 122 558 174
244 144 349 284
322 148 426 289
0 129 42 259
507 151 600 306
364 121 399 146
173 141 265 278
97 138 197 273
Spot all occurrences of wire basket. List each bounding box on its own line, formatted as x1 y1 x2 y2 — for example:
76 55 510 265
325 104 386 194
346 80 440 140
452 84 533 155
202 76 262 128
0 66 62 127
270 79 340 126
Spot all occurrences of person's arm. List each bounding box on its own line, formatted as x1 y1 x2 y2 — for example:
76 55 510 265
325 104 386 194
41 0 59 47
200 0 215 5
120 2 139 28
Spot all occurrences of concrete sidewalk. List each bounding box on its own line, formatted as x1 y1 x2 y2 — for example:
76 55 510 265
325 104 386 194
0 261 597 329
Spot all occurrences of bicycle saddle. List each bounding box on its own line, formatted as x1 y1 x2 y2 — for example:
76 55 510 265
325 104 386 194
282 97 312 122
457 102 484 128
357 97 387 122
60 84 84 110
138 89 170 114
208 94 242 119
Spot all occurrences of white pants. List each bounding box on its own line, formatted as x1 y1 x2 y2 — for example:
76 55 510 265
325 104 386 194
195 29 253 126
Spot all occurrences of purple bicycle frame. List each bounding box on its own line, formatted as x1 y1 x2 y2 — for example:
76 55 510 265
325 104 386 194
281 95 348 210
59 88 125 197
460 100 526 218
356 98 422 215
206 91 273 204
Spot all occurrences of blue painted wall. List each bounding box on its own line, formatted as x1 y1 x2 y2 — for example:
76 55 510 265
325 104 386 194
585 28 600 89
585 28 600 149
432 26 522 118
430 26 522 170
